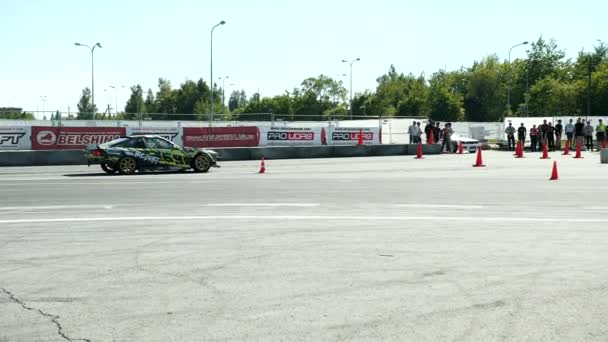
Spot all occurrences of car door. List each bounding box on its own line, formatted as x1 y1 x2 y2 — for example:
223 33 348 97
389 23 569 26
148 137 190 168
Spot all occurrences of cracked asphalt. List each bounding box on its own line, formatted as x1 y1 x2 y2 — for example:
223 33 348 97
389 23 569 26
1 151 608 341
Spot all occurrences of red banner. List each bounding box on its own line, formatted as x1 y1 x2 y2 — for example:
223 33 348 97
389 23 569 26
182 126 260 148
31 126 126 150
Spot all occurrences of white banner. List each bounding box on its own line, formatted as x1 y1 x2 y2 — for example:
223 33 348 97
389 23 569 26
328 127 381 145
259 126 325 146
0 126 31 150
128 127 182 146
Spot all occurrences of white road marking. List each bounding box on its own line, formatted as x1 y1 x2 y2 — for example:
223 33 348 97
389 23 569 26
0 215 605 224
0 205 113 211
393 204 484 209
204 203 320 207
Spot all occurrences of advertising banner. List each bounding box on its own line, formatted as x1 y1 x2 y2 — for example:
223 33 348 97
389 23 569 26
259 126 324 146
182 126 260 148
0 126 31 150
128 127 182 146
31 126 126 150
328 127 382 145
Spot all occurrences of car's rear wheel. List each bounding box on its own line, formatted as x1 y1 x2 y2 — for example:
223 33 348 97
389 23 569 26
192 154 211 173
101 162 117 174
117 157 137 175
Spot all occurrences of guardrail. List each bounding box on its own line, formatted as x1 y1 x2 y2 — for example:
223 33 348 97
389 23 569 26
0 144 442 167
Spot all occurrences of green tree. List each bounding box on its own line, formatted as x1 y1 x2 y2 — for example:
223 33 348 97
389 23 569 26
0 107 35 120
426 70 464 121
144 88 156 114
124 85 145 119
76 87 97 119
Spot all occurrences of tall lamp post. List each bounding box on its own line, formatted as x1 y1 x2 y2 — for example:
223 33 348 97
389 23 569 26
210 20 226 126
75 42 102 115
40 96 46 119
507 41 528 114
342 58 360 119
218 76 229 113
109 85 126 117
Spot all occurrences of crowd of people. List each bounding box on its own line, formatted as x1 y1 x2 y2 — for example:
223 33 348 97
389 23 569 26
505 118 607 152
408 121 455 152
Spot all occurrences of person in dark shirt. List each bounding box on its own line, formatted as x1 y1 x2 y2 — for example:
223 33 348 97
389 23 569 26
433 122 442 144
547 122 556 151
574 118 585 148
517 123 527 147
517 122 528 147
554 120 563 149
539 120 549 151
424 121 434 143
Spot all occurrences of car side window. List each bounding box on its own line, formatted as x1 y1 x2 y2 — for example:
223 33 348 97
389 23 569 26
133 138 146 149
153 138 174 149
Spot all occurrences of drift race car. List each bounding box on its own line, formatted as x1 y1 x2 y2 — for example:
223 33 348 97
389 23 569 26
84 135 219 174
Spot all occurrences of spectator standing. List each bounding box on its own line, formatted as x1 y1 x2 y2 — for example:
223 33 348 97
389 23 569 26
416 122 422 143
554 119 563 149
574 118 585 148
539 120 549 151
530 125 540 152
433 122 442 144
424 121 433 143
565 119 575 148
505 122 516 151
547 122 556 151
596 119 606 151
408 121 417 144
584 121 594 151
517 123 527 147
441 123 454 153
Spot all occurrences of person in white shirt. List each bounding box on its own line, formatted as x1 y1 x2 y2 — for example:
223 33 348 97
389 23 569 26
408 121 417 144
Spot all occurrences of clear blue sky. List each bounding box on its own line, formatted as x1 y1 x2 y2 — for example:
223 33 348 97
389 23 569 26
1 0 605 118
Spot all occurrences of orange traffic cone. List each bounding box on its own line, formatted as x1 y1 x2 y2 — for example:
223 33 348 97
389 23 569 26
457 141 464 154
549 161 559 180
472 145 485 167
573 143 583 159
539 142 550 159
415 142 423 159
513 141 520 156
357 129 364 146
562 141 570 155
428 129 435 144
258 156 266 173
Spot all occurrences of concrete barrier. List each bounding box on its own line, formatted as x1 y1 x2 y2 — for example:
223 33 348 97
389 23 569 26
0 150 86 167
0 144 441 166
406 143 442 155
601 149 608 164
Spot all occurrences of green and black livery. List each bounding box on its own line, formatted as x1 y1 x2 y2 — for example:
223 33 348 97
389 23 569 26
85 135 219 174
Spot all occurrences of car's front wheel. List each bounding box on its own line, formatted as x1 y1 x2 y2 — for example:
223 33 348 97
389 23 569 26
117 157 138 175
192 154 211 173
101 162 117 174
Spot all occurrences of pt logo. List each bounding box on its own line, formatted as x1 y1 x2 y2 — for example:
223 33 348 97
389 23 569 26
37 131 57 146
0 132 26 145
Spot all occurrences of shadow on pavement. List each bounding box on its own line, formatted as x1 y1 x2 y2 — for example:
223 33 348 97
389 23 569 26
63 170 188 177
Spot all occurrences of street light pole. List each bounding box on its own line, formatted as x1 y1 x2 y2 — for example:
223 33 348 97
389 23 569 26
342 58 360 119
219 76 229 113
507 41 528 115
40 96 46 119
75 42 102 116
210 20 226 126
109 85 126 117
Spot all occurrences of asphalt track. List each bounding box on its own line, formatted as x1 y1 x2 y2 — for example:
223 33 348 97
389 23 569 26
1 150 608 342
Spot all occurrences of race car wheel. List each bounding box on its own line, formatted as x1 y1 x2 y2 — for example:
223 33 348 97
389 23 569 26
192 154 211 173
101 162 117 174
117 157 137 175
